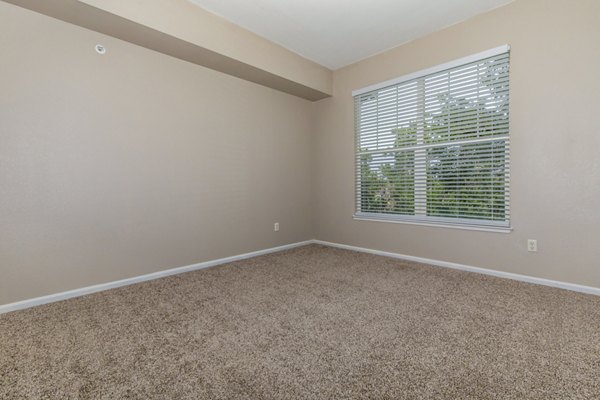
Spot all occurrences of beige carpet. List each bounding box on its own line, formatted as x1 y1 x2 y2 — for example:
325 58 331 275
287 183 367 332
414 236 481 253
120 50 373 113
1 245 599 399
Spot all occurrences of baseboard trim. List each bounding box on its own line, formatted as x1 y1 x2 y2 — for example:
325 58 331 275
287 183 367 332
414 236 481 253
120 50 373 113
0 240 313 315
3 238 598 314
313 240 600 296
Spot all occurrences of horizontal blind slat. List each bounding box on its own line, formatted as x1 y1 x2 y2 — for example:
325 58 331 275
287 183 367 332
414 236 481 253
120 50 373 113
356 49 510 226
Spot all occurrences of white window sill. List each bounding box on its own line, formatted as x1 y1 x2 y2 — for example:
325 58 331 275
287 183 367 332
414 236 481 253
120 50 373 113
353 214 513 234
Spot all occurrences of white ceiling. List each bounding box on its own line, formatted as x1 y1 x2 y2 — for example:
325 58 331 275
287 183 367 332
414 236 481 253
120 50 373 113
188 0 514 70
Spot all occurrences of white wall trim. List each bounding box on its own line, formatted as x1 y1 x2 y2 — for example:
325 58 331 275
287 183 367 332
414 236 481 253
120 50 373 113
4 238 598 314
352 44 510 97
353 215 512 234
0 240 313 315
313 240 600 296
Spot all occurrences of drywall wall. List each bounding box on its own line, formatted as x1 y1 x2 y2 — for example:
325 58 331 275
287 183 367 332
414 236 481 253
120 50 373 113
313 0 600 288
2 0 332 100
78 0 332 97
0 2 313 304
2 0 600 307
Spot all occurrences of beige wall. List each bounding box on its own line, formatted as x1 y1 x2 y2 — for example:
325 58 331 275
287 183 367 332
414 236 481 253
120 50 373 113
313 0 600 288
79 0 333 97
0 3 313 304
3 0 332 100
2 0 600 306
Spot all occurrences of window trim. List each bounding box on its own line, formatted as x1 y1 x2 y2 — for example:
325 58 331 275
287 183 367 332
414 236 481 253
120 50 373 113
353 213 513 234
352 45 510 97
353 45 512 232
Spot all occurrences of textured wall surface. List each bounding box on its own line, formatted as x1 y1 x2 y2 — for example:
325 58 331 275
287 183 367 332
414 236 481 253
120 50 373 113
2 0 600 306
313 0 600 288
0 2 313 304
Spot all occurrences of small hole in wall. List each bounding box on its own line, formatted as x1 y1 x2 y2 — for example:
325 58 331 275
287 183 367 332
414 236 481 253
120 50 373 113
95 44 106 55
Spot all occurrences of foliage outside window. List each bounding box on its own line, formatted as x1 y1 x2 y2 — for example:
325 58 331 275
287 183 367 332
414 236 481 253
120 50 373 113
355 49 510 230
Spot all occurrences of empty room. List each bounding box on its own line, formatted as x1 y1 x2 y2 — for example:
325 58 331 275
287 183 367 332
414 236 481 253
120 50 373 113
1 0 599 398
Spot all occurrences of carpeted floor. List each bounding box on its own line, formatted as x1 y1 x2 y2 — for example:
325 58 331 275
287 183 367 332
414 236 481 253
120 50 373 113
1 245 600 399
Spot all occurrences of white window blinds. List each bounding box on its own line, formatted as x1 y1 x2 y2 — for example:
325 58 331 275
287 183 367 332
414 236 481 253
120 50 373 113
354 47 510 230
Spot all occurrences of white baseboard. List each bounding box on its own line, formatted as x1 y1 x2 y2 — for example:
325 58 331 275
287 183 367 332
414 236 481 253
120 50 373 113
3 238 598 315
313 240 600 296
0 240 313 315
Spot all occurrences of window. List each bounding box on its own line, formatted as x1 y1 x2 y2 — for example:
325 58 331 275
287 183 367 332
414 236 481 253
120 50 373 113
354 46 510 231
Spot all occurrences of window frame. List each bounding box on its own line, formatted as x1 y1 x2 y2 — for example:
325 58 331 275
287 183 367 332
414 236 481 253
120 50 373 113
353 45 512 233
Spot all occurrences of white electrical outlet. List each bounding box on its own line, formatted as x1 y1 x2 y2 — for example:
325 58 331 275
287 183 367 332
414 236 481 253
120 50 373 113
527 239 537 252
274 222 280 232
